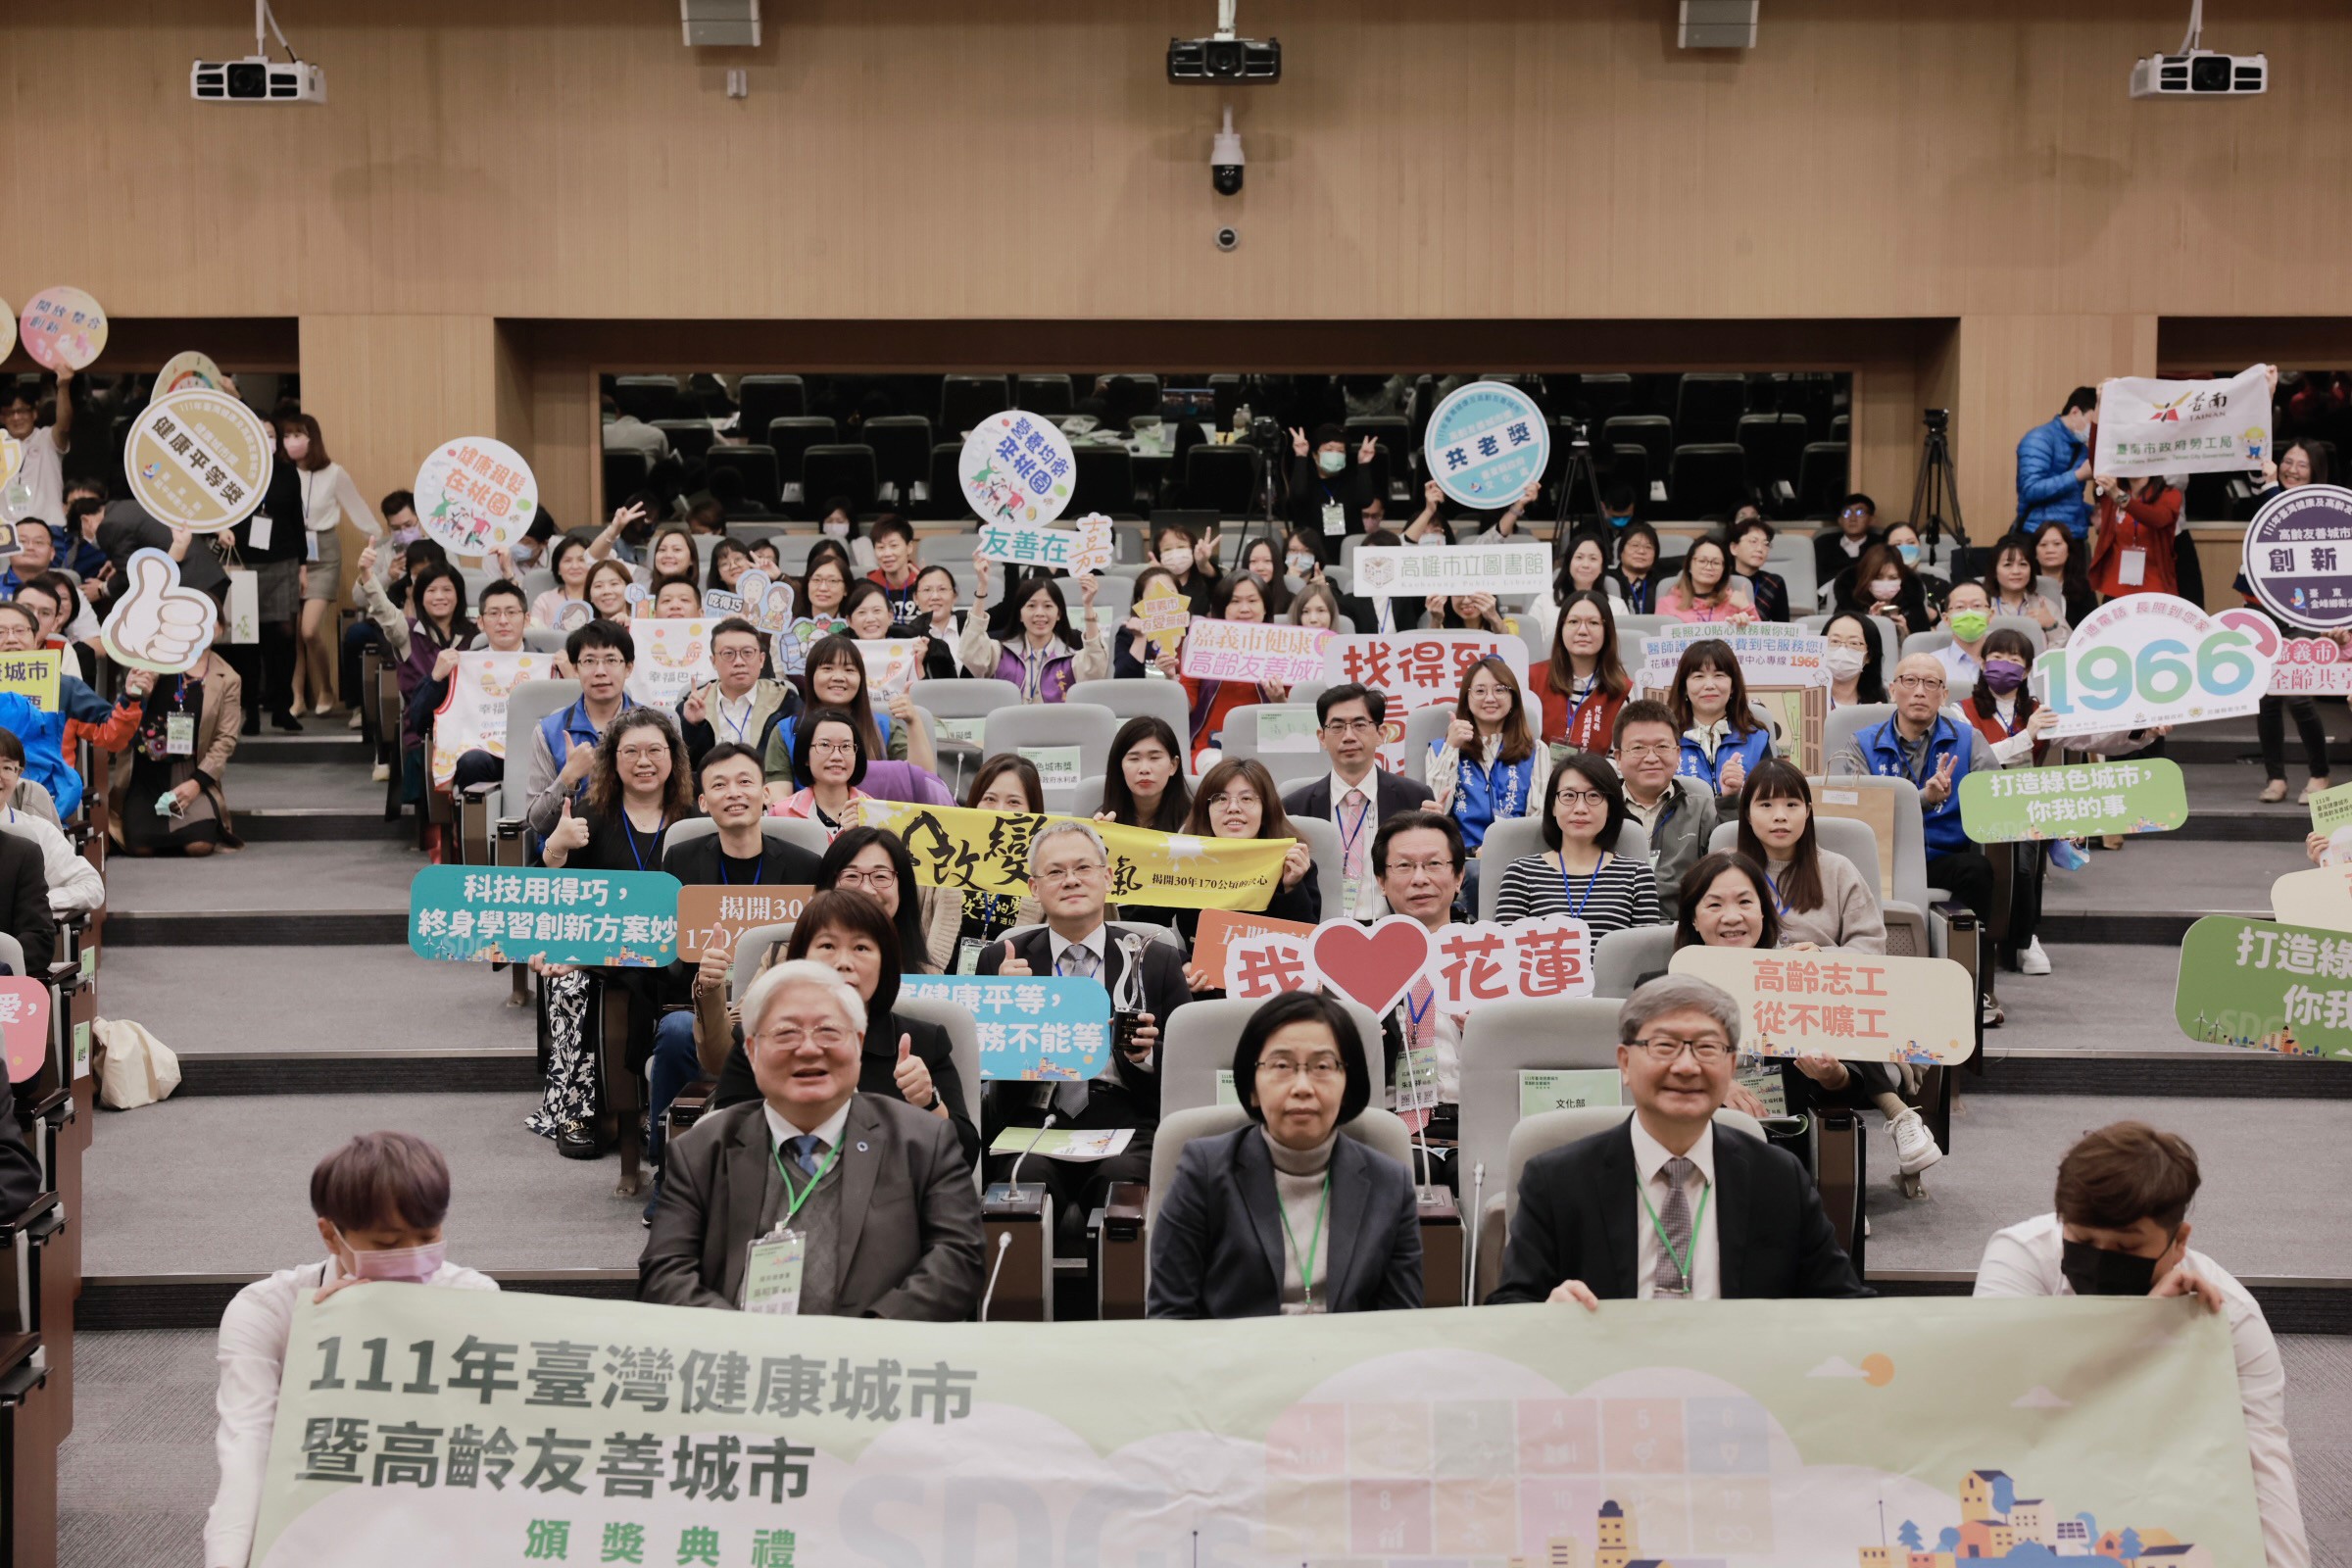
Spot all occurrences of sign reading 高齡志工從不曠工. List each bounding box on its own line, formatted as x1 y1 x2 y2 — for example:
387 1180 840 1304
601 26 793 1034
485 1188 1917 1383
1669 945 1977 1066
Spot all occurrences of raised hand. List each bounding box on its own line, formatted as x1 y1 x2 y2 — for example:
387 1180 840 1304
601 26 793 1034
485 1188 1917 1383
1289 426 1309 457
892 1034 937 1110
102 548 216 672
995 937 1033 977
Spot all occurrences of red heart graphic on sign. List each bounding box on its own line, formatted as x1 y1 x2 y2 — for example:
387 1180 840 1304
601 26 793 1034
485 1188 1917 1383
1306 916 1436 1017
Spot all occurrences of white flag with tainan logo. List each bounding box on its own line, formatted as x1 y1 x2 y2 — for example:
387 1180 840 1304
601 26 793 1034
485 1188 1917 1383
2094 364 2274 477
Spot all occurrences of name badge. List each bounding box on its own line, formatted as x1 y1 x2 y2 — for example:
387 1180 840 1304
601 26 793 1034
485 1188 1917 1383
305 529 319 564
2118 547 2147 588
743 1226 806 1315
955 936 990 976
1321 501 1347 537
166 713 196 757
1394 1044 1441 1113
249 512 274 552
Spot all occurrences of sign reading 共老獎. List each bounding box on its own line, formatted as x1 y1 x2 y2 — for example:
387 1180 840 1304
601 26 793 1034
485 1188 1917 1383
1958 757 2188 843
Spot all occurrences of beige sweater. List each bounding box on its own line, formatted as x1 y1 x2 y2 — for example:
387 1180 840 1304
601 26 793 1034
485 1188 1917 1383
1765 848 1886 954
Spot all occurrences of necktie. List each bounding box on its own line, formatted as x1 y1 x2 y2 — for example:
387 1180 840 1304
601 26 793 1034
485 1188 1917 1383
1053 945 1100 1118
1655 1156 1696 1296
1341 787 1370 910
786 1135 823 1177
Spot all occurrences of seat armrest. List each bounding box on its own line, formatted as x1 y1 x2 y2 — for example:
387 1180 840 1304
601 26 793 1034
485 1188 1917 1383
0 1192 59 1241
1100 1181 1148 1240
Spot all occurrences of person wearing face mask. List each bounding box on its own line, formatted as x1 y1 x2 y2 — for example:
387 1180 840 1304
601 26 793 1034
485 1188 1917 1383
2015 386 2099 540
1288 424 1378 557
1150 521 1221 615
1820 612 1886 709
1835 542 1934 640
206 1133 495 1568
1976 1122 2309 1568
1930 580 1996 700
280 414 376 720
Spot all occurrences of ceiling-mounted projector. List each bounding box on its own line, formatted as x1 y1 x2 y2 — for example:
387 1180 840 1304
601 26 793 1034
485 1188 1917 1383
2131 1 2266 97
190 57 326 104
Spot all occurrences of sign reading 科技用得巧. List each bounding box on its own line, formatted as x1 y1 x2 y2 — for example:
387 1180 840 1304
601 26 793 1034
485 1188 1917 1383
408 866 680 968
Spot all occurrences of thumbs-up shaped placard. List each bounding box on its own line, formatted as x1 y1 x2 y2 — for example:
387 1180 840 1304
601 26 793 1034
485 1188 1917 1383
102 547 217 673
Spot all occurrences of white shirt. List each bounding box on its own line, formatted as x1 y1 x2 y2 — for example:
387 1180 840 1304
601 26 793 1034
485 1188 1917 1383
1629 1116 1722 1301
1325 767 1385 919
762 1099 854 1169
207 1256 497 1568
15 427 64 530
0 808 103 913
295 461 374 534
1975 1212 2308 1568
707 687 761 749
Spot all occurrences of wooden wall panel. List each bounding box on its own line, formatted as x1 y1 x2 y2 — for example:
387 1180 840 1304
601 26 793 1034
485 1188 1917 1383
1954 315 2157 537
6 1 2349 324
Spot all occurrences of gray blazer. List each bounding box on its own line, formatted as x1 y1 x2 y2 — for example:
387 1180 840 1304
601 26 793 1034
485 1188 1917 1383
1147 1125 1422 1319
638 1095 986 1319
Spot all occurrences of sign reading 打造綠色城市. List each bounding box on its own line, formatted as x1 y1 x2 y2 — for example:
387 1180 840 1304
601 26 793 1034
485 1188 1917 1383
2241 482 2352 631
2175 913 2352 1060
408 866 679 967
898 974 1109 1081
0 650 60 711
2029 593 2278 739
1958 757 2188 843
1423 381 1550 510
244 1277 2264 1568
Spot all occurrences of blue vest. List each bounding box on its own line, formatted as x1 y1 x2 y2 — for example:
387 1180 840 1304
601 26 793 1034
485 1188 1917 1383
1433 740 1536 853
1676 725 1773 795
536 695 636 797
1854 711 1975 855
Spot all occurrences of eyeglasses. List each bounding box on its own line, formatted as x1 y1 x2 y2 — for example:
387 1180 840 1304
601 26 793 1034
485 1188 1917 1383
1554 790 1605 808
834 867 898 891
1386 858 1455 878
754 1026 853 1052
615 745 668 763
1891 674 1947 692
1257 1055 1347 1082
713 645 762 662
1628 1036 1736 1063
1209 791 1260 812
1322 718 1380 735
810 740 857 758
1034 860 1106 887
1619 742 1675 760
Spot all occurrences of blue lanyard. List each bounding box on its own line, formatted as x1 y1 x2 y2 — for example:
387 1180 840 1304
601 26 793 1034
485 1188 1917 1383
1555 853 1604 918
1336 786 1374 867
717 850 762 887
1402 987 1436 1038
1763 868 1791 914
624 814 665 873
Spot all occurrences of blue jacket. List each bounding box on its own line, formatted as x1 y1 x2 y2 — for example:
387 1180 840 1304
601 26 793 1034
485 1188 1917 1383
1431 740 1538 854
0 677 123 820
1853 710 1976 855
1676 725 1774 796
2015 416 2091 538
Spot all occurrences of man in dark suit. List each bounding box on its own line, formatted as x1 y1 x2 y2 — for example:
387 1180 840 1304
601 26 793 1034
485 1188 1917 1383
1490 974 1867 1306
639 957 984 1316
980 819 1192 1243
1281 683 1435 920
0 828 55 977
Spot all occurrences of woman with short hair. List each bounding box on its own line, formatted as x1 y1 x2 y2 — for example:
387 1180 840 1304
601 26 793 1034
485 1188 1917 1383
1147 993 1420 1318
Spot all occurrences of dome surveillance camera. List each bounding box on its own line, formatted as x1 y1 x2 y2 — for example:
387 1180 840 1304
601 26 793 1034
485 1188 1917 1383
1211 106 1244 197
1215 226 1240 252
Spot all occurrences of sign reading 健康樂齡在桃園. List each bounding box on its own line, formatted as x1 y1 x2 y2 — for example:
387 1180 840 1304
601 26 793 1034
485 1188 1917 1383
1958 757 2187 842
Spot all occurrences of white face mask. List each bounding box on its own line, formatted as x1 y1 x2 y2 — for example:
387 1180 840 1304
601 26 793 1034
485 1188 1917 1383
1161 547 1194 575
1287 552 1316 576
1824 646 1868 680
1868 578 1900 602
823 519 851 539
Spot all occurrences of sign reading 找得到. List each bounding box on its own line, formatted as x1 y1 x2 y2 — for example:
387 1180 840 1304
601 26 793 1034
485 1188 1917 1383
1422 381 1550 509
2241 483 2352 631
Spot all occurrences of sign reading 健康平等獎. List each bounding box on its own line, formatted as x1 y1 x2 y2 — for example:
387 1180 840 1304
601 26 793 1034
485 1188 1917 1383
1958 757 2188 843
408 865 679 967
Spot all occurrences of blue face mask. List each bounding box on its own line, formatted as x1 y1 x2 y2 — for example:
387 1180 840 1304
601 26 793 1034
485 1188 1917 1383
1896 543 1921 566
1610 513 1630 528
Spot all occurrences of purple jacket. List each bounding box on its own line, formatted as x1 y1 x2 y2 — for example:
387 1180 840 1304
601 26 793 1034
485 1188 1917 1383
860 760 954 806
988 644 1081 704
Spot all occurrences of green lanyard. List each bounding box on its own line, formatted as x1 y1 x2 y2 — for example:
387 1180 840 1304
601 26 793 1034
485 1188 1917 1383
770 1136 843 1228
1277 1172 1334 1311
1638 1175 1710 1296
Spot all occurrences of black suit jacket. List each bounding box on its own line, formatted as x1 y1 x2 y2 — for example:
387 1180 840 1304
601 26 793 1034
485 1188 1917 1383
638 1094 985 1318
1489 1118 1869 1303
978 924 1190 1131
659 833 824 891
1282 769 1434 830
0 833 53 977
1148 1125 1421 1318
0 1078 41 1218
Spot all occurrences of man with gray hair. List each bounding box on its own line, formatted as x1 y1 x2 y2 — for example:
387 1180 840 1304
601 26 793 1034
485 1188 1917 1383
638 958 985 1316
982 818 1194 1248
1489 974 1866 1307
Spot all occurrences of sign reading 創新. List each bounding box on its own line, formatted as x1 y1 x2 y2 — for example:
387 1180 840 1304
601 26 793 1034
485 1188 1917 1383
2240 482 2352 632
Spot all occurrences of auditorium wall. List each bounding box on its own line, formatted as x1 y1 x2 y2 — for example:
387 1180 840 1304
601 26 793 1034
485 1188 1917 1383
9 0 2350 557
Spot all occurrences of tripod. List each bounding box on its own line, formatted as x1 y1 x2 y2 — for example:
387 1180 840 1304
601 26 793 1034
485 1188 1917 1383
1908 410 1970 576
1549 427 1611 565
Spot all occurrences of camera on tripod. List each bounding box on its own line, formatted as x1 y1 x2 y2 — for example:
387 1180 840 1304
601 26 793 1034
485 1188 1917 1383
1922 408 1951 433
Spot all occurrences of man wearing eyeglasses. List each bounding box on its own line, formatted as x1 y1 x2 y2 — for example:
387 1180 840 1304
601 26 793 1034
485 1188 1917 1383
1281 684 1436 919
1830 651 2003 1024
1489 975 1867 1306
639 957 985 1316
1812 492 1884 599
412 578 536 795
1608 700 1718 919
677 616 799 771
982 820 1194 1245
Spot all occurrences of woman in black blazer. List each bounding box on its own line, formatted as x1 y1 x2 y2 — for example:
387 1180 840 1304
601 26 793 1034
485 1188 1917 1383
1148 993 1421 1318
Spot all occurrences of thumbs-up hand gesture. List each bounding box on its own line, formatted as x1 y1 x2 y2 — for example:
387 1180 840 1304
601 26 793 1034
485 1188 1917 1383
103 548 215 672
995 937 1033 977
892 1033 938 1111
694 925 733 995
544 798 591 864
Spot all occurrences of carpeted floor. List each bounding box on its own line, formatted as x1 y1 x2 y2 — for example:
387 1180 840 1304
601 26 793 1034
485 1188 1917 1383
96 945 535 1056
104 838 421 913
55 1326 2352 1568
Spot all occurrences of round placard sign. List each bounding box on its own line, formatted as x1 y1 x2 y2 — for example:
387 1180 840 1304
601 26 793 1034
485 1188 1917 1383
123 387 274 533
1423 381 1550 509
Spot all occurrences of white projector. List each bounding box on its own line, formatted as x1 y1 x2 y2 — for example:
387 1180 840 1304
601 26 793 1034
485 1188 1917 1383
2130 49 2267 97
190 57 327 104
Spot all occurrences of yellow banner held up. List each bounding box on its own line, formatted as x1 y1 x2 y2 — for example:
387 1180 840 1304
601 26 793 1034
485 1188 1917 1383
0 649 60 711
867 801 1290 911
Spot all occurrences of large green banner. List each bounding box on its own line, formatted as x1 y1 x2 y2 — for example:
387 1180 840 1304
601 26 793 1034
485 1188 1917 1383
2175 912 2352 1059
249 1285 2261 1566
1957 758 2187 843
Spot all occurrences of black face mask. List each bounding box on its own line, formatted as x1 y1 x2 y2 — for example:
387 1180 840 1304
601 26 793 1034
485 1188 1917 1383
2060 1237 2163 1298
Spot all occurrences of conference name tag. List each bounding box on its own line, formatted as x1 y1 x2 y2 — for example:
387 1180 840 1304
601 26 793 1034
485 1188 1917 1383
1019 745 1081 791
166 713 195 756
1517 1068 1622 1117
742 1228 806 1316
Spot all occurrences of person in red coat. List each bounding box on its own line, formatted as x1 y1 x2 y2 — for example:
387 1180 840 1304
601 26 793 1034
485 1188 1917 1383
2087 472 2181 601
1525 590 1631 755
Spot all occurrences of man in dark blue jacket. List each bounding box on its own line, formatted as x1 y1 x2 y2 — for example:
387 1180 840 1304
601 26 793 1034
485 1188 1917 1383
2016 385 2098 539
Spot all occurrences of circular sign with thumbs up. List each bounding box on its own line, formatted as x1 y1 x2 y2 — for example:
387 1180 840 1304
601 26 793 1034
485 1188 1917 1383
102 547 220 674
123 386 274 533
